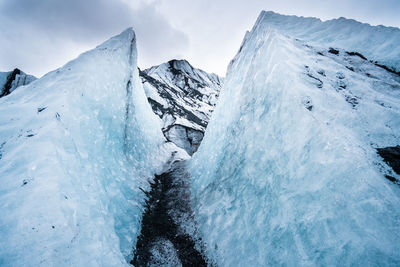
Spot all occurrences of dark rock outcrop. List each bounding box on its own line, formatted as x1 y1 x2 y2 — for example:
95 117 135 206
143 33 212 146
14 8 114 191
377 146 400 175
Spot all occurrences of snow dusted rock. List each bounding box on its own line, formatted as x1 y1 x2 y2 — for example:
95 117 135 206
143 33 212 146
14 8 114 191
163 125 204 156
0 28 170 266
0 68 36 98
190 11 400 266
140 59 222 155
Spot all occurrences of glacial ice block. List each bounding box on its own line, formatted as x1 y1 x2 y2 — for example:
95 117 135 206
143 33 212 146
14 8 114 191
190 12 400 266
0 28 167 266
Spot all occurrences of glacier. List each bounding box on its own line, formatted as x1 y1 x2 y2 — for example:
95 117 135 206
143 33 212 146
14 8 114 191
190 11 400 266
0 28 171 266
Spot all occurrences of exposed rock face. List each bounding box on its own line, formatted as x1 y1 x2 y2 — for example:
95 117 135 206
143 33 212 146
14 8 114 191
163 125 204 156
0 68 36 98
140 59 222 155
377 146 400 175
377 146 400 184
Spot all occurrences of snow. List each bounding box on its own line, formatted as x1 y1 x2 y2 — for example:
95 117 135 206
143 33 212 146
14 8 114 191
142 81 169 109
0 28 170 266
142 59 222 132
190 12 400 266
254 11 400 72
174 117 204 132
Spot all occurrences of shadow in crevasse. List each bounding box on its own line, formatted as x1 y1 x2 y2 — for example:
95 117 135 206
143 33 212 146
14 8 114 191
131 160 208 266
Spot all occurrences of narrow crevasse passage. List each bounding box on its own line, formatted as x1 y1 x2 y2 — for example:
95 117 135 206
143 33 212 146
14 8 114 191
132 153 207 266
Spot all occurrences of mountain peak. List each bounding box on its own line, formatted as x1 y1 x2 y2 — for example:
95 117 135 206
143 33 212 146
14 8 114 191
140 58 222 155
167 59 193 73
0 68 36 98
168 59 190 65
143 59 222 86
95 27 136 54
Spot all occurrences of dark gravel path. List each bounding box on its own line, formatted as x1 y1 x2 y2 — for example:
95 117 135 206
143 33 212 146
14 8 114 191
131 160 207 266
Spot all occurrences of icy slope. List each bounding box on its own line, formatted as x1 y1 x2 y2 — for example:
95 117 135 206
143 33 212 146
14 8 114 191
0 28 169 266
190 12 400 266
255 11 400 73
0 68 36 98
140 59 222 155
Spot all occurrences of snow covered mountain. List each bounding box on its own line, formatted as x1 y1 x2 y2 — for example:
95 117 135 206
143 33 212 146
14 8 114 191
189 11 400 266
0 28 176 266
0 68 36 98
140 59 222 155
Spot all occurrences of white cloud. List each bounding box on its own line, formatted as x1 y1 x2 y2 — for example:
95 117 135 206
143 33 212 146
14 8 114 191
0 0 189 77
0 0 399 77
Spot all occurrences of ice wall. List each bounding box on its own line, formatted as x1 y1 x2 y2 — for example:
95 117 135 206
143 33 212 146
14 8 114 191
0 28 168 266
190 12 400 266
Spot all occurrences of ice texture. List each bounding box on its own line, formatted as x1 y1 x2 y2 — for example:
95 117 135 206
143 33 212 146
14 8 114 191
0 28 169 266
254 11 400 73
190 12 400 266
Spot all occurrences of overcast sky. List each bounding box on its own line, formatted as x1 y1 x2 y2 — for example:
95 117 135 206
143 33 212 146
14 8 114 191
1 0 400 77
